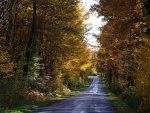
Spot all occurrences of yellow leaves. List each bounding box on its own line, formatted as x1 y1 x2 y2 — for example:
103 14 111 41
64 59 79 70
63 48 93 74
136 73 150 96
135 35 150 66
91 68 97 74
134 34 150 108
114 38 120 45
27 7 32 11
0 50 15 76
99 48 106 54
96 0 150 111
80 63 92 71
134 0 143 15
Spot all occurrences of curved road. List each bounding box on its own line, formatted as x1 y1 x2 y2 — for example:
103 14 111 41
27 76 116 113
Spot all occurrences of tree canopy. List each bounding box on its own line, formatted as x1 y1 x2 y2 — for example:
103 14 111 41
94 0 150 112
0 0 94 107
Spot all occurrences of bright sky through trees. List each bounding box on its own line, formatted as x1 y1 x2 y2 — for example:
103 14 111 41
81 0 104 49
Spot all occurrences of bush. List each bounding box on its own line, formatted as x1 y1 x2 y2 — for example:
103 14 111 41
28 90 46 101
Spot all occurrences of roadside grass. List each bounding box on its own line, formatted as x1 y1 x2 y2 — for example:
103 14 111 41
0 79 92 113
102 81 136 113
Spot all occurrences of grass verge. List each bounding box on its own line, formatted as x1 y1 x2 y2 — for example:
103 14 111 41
0 79 92 113
102 80 136 113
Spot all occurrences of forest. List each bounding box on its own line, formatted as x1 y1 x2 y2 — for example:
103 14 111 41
0 0 150 113
0 0 94 111
95 0 150 112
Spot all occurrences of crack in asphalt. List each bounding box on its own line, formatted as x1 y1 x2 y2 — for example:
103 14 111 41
27 76 116 113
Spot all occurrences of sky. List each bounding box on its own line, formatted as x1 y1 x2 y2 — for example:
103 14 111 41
80 0 105 50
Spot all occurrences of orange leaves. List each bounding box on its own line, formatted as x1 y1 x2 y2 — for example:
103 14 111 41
28 90 46 101
96 0 150 112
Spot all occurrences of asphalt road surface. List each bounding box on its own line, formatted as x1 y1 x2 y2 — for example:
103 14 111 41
27 76 116 113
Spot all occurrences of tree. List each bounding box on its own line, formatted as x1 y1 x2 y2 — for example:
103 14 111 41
0 0 93 107
23 0 37 75
6 0 14 46
94 0 150 112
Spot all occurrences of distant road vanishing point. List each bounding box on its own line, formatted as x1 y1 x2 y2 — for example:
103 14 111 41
27 76 116 113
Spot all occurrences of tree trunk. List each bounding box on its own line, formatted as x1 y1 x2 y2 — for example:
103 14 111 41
23 0 37 75
108 69 112 87
0 0 5 36
6 0 14 47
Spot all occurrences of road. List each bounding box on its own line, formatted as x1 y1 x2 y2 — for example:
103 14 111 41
27 76 116 113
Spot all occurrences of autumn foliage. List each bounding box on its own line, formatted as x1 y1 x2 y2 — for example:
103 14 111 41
94 0 150 112
0 0 93 108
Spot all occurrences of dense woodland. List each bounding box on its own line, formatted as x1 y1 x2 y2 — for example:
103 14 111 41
0 0 94 109
94 0 150 112
0 0 150 113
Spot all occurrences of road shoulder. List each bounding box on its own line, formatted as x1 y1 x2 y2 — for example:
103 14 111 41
102 80 135 113
1 79 92 113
